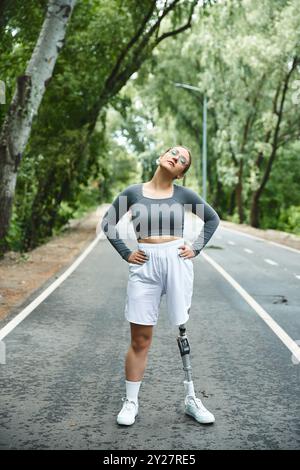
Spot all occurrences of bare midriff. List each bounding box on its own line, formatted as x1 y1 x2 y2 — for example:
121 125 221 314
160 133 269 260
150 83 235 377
138 236 181 244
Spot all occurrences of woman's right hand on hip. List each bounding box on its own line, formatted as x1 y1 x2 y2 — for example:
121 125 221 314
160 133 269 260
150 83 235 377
128 250 149 264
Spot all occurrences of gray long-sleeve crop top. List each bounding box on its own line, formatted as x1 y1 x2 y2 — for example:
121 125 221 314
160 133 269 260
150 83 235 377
100 182 220 261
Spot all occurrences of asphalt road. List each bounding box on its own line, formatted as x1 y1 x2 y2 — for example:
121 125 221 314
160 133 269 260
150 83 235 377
0 225 299 450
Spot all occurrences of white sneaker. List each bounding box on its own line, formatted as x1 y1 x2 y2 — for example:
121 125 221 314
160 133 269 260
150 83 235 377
117 397 138 426
184 395 215 424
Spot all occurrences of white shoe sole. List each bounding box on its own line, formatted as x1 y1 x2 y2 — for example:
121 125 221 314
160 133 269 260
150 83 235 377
117 413 138 426
185 408 215 424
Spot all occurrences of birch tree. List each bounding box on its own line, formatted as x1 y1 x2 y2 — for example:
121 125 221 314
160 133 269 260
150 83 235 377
0 0 76 250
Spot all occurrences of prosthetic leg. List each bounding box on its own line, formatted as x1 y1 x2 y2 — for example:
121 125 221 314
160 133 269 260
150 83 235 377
177 320 216 424
177 316 215 424
177 322 196 398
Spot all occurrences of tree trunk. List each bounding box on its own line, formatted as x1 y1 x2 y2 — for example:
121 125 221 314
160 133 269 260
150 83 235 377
249 56 299 227
250 190 260 228
215 179 223 207
0 0 76 252
236 159 244 223
228 189 235 216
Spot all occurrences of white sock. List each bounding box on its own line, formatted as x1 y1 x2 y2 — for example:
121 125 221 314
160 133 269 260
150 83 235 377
184 380 196 397
125 380 141 405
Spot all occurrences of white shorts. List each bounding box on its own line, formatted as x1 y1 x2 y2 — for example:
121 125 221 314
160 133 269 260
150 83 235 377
124 238 194 326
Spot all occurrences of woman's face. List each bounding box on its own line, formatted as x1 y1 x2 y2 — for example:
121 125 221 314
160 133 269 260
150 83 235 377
159 147 190 179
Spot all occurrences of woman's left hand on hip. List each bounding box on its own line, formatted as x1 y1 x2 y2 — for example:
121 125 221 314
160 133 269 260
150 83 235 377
178 244 195 259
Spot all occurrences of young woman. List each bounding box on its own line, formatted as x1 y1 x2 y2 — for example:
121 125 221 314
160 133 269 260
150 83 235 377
101 146 220 426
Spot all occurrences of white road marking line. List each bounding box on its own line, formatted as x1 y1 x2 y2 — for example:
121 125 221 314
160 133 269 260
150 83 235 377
295 275 300 280
244 248 253 254
264 258 278 266
221 226 300 254
202 251 300 362
0 233 103 341
228 241 235 245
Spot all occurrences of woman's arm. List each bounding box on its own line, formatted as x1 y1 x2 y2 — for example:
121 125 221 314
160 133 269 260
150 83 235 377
185 188 220 257
100 186 133 261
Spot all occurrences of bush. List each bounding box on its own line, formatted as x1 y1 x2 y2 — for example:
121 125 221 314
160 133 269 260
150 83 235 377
277 206 300 235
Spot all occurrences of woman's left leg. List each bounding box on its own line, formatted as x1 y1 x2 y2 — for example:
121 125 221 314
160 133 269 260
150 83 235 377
166 243 215 424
